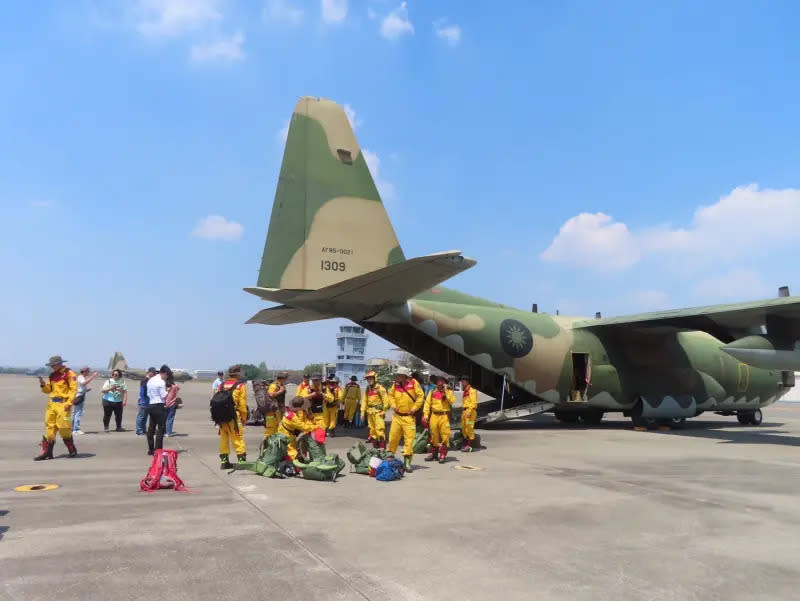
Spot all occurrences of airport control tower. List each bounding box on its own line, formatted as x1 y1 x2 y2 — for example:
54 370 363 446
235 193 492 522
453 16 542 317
335 325 368 383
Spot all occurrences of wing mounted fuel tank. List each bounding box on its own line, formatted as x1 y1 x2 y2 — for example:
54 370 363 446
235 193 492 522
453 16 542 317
721 335 800 370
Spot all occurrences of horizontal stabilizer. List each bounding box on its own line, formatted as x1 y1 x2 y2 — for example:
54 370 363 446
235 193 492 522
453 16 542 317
245 305 333 326
245 251 476 324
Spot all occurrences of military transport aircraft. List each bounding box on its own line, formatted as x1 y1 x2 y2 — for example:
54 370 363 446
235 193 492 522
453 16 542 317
244 96 798 428
107 352 194 382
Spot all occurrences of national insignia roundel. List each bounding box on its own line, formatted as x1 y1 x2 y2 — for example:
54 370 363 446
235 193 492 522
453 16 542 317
499 319 533 358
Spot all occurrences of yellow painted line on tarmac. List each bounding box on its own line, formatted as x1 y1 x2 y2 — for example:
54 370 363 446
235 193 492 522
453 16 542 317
14 484 59 492
454 465 484 471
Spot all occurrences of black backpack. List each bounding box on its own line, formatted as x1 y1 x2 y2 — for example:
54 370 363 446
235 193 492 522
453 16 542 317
210 381 238 425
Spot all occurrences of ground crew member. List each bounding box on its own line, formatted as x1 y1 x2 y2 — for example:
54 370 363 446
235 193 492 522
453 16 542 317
218 365 247 469
388 366 424 472
35 355 79 461
278 396 319 460
297 373 311 396
422 375 455 463
323 376 342 437
460 374 478 452
300 373 332 430
361 370 388 449
265 371 288 438
342 375 361 428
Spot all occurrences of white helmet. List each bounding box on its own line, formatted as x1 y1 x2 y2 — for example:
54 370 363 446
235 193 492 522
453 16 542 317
395 366 412 377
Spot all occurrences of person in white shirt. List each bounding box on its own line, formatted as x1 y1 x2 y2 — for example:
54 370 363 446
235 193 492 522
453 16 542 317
145 364 170 455
72 366 98 435
212 371 224 394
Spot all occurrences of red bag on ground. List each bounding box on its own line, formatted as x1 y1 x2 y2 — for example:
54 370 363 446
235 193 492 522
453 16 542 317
140 449 188 492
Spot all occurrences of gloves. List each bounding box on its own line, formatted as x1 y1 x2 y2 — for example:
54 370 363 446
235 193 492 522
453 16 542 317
421 416 429 428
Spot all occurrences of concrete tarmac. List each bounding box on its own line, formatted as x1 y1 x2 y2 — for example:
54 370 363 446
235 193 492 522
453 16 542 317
2 374 800 601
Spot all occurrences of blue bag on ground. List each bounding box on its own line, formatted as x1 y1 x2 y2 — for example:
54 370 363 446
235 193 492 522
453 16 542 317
375 458 405 481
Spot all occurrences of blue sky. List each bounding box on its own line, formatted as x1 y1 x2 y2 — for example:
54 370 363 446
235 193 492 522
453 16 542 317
2 0 799 370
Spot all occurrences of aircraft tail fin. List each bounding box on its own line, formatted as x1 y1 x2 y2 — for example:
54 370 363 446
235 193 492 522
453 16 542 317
257 96 406 291
108 352 127 372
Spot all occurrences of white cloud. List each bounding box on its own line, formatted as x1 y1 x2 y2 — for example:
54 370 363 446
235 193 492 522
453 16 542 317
277 119 290 143
542 184 800 272
540 212 640 271
321 0 348 24
192 215 243 241
380 2 414 40
190 31 245 63
363 149 397 203
434 18 461 46
692 269 770 301
134 0 222 37
263 0 304 25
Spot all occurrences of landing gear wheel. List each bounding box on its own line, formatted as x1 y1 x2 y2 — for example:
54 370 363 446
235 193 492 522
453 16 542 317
555 411 580 424
750 409 763 426
669 417 686 428
631 415 657 429
737 413 751 425
579 411 604 425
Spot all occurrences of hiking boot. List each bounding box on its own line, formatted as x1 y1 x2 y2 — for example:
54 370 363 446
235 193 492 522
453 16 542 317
424 447 438 462
403 455 413 473
34 437 54 461
438 444 448 464
219 454 233 469
237 453 247 463
461 439 473 452
379 440 386 451
64 437 78 458
365 435 373 443
328 429 336 437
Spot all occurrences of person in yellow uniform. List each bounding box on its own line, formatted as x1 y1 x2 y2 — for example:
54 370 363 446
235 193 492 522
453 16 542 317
265 371 288 439
323 376 342 437
361 370 388 449
297 373 311 396
388 366 424 472
218 365 247 469
459 374 478 452
342 375 361 428
422 375 455 464
35 355 79 461
278 396 319 461
299 373 332 430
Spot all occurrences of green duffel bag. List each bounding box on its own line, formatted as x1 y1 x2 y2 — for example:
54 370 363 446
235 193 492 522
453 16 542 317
450 430 480 450
298 435 327 462
413 429 431 454
296 454 346 482
347 441 393 475
231 432 290 477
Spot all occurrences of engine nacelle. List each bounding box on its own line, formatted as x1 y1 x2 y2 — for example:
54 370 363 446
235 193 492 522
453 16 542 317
721 335 800 370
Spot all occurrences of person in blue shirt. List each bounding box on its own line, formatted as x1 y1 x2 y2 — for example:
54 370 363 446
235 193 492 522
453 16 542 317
136 367 156 435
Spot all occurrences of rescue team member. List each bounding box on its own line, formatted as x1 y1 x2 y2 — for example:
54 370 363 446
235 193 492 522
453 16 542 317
460 375 478 452
342 375 361 428
297 373 311 396
388 366 424 472
218 365 247 469
361 370 388 449
35 355 79 461
278 396 319 460
300 373 333 430
323 376 342 437
265 371 288 438
422 375 455 463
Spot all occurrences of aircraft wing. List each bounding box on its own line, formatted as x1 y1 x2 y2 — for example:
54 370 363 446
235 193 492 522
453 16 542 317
572 295 800 342
246 305 333 325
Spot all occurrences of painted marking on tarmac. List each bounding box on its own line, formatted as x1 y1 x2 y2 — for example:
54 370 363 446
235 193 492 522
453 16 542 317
454 465 484 471
14 483 59 492
237 484 258 492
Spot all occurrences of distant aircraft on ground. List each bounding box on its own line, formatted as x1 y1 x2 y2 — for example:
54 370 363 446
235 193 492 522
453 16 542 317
244 96 797 429
107 352 195 382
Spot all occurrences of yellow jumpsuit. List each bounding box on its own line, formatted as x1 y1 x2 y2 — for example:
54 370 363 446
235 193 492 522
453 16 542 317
461 385 478 442
265 381 284 438
300 384 333 429
278 409 317 460
424 387 455 447
40 367 78 442
361 384 388 442
218 379 247 458
323 385 342 431
388 379 424 457
342 383 361 423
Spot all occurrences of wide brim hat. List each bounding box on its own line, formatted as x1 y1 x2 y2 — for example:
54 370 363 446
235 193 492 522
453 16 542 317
364 370 377 379
276 371 289 379
289 395 311 412
395 366 412 377
47 355 66 366
349 375 358 381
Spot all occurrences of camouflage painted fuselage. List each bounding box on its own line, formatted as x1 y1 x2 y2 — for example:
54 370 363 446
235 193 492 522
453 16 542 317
363 287 787 417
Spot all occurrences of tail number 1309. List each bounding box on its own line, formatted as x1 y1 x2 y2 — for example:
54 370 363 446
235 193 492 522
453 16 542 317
321 260 346 272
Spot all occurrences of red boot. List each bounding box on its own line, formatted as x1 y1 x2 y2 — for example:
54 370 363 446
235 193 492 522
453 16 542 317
424 446 438 462
64 437 78 458
438 444 448 464
34 437 54 461
378 440 386 451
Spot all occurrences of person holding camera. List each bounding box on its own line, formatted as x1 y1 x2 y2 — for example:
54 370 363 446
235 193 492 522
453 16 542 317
101 369 128 432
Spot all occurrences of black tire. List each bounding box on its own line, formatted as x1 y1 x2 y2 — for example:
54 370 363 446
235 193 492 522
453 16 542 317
669 417 686 428
750 409 763 426
554 411 580 423
737 413 751 425
579 411 604 425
